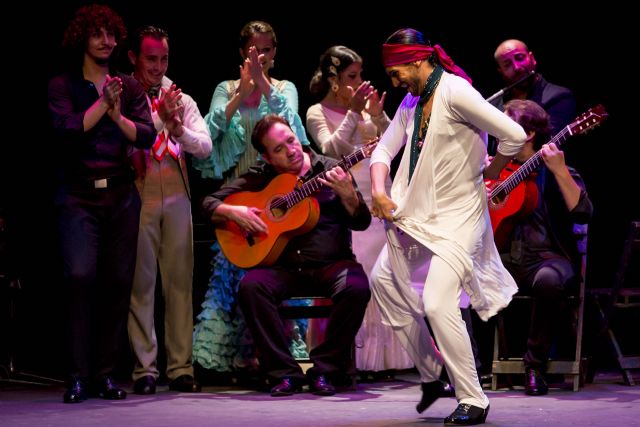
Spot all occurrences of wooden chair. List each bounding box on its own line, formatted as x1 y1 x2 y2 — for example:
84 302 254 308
491 224 588 392
589 221 640 385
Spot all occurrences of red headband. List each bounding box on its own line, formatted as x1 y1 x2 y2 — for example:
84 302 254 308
382 43 472 85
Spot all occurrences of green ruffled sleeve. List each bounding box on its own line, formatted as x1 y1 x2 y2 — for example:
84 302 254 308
265 81 310 146
192 81 247 180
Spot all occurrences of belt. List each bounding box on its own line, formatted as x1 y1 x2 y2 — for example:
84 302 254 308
65 175 133 190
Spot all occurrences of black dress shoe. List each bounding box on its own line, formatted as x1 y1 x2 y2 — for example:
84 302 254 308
133 375 157 395
444 403 489 425
63 378 88 403
416 380 452 414
270 377 303 397
440 381 456 397
309 375 335 396
525 367 548 396
93 377 127 400
169 374 202 392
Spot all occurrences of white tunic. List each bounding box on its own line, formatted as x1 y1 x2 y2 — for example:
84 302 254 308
370 72 527 321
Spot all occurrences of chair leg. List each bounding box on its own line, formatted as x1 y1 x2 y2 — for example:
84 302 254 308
572 373 580 391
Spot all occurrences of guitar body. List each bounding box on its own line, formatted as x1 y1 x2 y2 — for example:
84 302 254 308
216 173 320 269
487 163 539 250
485 105 607 250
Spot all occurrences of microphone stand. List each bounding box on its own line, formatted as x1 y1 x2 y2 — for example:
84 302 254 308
486 70 536 103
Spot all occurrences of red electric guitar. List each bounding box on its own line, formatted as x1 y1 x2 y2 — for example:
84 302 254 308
487 105 607 249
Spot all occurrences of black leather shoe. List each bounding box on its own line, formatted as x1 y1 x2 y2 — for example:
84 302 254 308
63 378 88 403
93 376 127 400
416 380 452 414
169 374 202 393
133 375 157 395
440 381 456 397
270 377 303 397
525 367 548 396
444 403 489 425
309 375 335 396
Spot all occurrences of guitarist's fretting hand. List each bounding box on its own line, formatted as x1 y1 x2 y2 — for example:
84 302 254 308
318 166 361 216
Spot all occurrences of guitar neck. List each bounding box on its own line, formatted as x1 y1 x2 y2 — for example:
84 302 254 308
490 125 571 198
275 147 367 209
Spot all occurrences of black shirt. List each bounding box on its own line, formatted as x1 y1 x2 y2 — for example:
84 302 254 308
203 150 372 268
48 70 154 183
501 165 593 269
491 73 576 135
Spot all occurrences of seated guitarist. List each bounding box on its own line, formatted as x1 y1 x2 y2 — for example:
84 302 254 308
499 99 593 395
202 114 371 397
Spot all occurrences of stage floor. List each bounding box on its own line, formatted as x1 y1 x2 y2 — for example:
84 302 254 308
1 370 638 426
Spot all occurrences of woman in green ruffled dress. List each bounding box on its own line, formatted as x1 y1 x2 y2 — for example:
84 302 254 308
192 21 309 374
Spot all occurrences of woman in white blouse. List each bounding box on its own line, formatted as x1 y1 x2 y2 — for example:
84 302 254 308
306 45 413 374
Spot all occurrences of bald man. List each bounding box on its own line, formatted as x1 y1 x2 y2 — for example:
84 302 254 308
491 39 576 134
490 41 582 397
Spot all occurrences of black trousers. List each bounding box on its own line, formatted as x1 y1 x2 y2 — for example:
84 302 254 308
238 259 370 382
55 183 140 380
505 257 577 370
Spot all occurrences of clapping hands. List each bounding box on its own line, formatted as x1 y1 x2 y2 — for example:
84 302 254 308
157 84 185 136
347 81 386 116
103 74 123 122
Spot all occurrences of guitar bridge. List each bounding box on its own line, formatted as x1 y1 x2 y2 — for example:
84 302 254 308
245 233 255 247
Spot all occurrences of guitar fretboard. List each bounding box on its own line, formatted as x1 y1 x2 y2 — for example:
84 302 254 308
490 126 571 198
270 147 368 211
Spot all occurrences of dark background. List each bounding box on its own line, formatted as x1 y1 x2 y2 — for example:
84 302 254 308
1 2 635 380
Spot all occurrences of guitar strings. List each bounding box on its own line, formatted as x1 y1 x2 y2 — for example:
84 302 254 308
490 107 603 199
490 126 570 197
268 148 366 211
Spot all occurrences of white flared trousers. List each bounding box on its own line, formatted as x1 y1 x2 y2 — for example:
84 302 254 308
370 225 489 409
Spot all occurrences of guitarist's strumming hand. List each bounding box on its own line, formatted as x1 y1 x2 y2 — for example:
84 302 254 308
540 142 566 175
540 142 582 211
217 204 268 236
318 166 361 216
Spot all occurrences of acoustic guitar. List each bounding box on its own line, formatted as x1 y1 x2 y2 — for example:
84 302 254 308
216 144 375 269
487 104 608 249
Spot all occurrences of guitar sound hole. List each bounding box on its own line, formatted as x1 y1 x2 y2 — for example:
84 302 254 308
270 206 287 219
491 192 506 205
